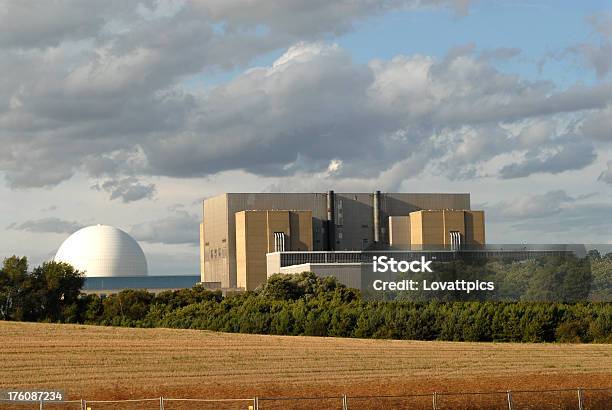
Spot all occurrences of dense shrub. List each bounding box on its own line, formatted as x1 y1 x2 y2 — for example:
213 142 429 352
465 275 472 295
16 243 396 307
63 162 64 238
75 272 610 343
1 257 611 343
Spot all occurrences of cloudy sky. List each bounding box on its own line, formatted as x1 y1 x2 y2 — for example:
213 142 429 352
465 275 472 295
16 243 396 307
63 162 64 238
1 0 611 274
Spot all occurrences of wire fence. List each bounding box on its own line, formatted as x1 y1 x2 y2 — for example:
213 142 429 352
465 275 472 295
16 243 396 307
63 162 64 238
0 387 610 409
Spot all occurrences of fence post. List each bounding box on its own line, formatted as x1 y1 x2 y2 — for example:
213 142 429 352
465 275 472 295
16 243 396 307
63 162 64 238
159 396 164 410
432 392 438 410
507 390 513 410
80 398 85 410
577 388 584 410
39 398 43 410
342 394 349 410
254 396 259 410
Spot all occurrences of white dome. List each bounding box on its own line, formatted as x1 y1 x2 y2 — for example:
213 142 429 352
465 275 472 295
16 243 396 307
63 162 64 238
54 225 147 277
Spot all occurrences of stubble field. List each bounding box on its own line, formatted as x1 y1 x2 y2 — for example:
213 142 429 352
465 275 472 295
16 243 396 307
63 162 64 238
1 321 610 409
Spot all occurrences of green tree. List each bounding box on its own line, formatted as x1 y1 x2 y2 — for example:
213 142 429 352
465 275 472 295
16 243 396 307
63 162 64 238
21 261 84 322
0 256 28 320
589 257 612 301
100 289 154 326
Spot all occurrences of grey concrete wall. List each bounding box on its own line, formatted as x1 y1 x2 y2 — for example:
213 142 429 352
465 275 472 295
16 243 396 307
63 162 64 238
277 263 363 290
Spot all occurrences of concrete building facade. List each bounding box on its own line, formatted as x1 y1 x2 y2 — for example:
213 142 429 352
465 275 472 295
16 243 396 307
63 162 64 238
272 262 363 290
235 210 312 290
387 210 485 249
201 192 475 289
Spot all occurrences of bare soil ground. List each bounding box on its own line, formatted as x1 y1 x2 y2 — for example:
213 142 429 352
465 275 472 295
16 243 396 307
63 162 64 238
1 321 610 409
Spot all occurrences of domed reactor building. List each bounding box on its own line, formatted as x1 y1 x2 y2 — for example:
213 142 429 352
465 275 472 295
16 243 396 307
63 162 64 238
55 224 199 294
55 224 148 277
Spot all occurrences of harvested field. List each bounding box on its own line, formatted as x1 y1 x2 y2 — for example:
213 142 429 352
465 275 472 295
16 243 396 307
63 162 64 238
0 321 610 409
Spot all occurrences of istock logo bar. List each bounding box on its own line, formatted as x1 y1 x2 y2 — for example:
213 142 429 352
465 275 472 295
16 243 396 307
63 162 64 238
372 256 433 273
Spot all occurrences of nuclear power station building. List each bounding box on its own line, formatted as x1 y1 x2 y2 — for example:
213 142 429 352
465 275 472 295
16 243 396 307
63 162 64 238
200 192 486 290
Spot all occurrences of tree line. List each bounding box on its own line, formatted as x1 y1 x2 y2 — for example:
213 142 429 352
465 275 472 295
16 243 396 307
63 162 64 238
0 255 610 343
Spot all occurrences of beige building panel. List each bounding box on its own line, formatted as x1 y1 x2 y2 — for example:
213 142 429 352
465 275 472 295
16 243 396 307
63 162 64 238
265 211 291 252
421 211 445 245
199 222 205 282
465 210 486 246
238 211 269 290
236 210 313 291
235 211 247 289
389 216 411 247
442 210 466 246
410 212 423 245
409 209 486 247
290 211 313 250
248 213 270 291
202 194 231 287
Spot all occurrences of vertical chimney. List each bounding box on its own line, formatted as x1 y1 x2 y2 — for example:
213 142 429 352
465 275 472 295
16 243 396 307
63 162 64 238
373 190 381 243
